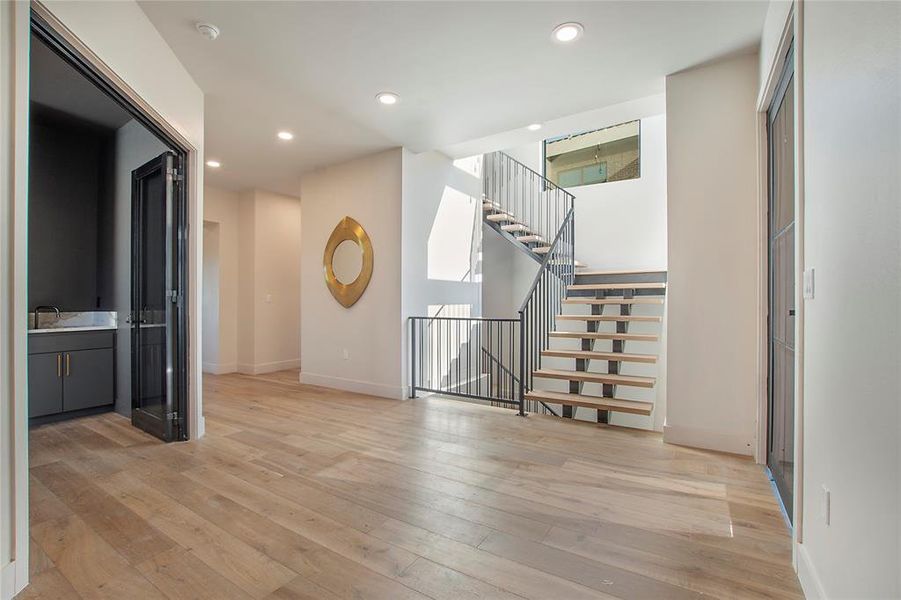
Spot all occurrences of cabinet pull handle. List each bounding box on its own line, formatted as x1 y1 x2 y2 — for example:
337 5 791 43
65 353 70 377
57 354 62 377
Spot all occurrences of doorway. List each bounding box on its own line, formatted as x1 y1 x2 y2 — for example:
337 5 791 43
28 13 190 442
767 43 796 522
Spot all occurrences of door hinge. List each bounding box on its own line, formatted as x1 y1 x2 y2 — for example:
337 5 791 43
167 167 184 182
167 289 180 304
167 411 179 421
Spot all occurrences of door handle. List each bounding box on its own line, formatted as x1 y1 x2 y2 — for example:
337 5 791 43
65 353 70 377
57 354 62 377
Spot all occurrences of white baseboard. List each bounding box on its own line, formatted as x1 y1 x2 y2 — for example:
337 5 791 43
237 359 301 376
663 424 754 456
298 371 405 400
796 543 825 599
1 559 25 600
202 362 236 374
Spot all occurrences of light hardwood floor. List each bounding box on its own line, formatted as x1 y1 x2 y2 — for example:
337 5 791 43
21 370 803 600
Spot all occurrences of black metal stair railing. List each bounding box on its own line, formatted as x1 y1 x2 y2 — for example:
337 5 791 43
409 316 522 413
483 151 574 246
518 209 575 415
408 151 575 417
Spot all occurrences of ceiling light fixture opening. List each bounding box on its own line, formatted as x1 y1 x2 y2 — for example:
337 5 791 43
277 131 294 141
195 23 220 41
376 92 400 105
553 22 584 43
206 160 221 168
527 123 542 131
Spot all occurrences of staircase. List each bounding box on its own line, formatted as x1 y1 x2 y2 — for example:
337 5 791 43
525 269 666 425
409 151 666 429
481 151 667 427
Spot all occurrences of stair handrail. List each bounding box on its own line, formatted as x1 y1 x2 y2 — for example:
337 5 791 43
483 151 575 247
516 205 576 415
517 209 575 314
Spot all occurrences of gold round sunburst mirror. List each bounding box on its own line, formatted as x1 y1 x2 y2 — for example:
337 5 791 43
323 216 374 308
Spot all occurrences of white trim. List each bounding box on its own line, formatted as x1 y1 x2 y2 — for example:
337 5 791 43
237 359 301 376
755 0 805 557
298 371 405 400
796 542 826 599
662 425 754 456
1 561 19 600
791 0 806 554
3 2 31 596
202 361 237 375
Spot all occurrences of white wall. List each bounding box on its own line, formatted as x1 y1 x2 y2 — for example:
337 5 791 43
112 119 170 417
664 52 760 456
796 2 901 597
481 226 539 319
242 190 302 374
759 0 793 105
208 187 301 376
1 2 204 597
503 106 667 271
401 150 482 317
300 149 404 398
202 222 220 371
202 186 240 374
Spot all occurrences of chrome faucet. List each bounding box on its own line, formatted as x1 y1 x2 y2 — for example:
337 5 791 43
34 305 61 329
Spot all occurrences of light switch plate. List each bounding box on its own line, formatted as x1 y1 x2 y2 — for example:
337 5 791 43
803 268 815 300
821 484 831 525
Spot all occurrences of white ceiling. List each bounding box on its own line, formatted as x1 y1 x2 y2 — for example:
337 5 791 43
138 1 768 196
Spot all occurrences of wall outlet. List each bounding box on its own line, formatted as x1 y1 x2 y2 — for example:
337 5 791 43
821 485 831 526
803 268 815 300
342 349 349 360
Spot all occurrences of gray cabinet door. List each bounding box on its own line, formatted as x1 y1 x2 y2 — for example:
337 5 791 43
29 353 63 418
63 348 114 412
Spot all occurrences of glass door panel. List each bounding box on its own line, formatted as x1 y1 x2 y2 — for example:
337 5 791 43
767 48 796 522
131 152 177 441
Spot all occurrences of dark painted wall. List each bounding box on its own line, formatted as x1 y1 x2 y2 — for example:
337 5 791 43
28 106 115 311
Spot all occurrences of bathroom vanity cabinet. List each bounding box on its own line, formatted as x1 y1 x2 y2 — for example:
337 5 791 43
28 330 115 419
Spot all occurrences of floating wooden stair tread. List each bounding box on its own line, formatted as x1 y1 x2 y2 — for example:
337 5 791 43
568 282 666 291
556 314 662 323
542 349 658 363
533 246 552 254
517 235 545 243
533 368 655 388
550 331 659 342
486 213 514 222
501 223 529 233
550 259 587 267
563 297 664 305
575 269 667 277
525 390 653 415
482 201 501 211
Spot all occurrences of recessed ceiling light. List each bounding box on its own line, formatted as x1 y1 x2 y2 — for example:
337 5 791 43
206 160 221 168
277 131 294 141
553 22 584 43
195 23 220 41
527 123 542 131
376 92 400 105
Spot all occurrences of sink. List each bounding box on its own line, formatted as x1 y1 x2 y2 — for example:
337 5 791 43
28 311 118 334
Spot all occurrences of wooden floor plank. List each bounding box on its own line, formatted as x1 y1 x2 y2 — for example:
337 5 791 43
19 369 802 600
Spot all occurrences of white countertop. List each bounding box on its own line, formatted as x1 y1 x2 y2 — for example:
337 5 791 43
28 325 118 334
